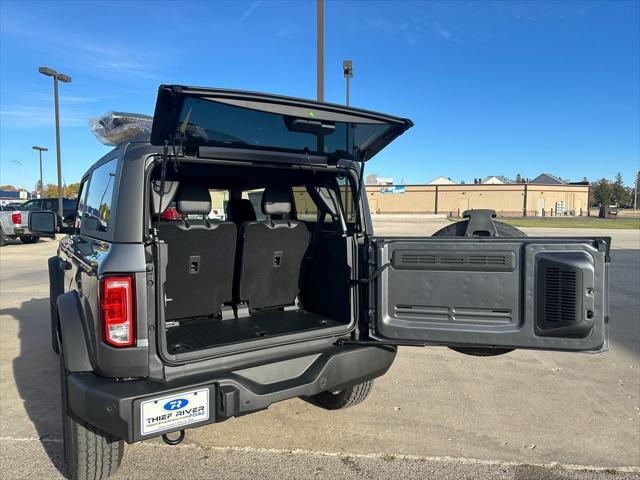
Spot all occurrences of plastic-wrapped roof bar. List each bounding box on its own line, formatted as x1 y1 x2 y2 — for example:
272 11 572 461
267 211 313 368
89 112 153 146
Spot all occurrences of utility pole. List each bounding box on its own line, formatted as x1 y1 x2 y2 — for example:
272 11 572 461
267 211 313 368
32 146 48 198
39 66 72 221
343 60 353 106
317 0 324 102
634 169 639 217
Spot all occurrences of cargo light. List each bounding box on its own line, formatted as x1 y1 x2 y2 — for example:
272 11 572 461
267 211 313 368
100 276 135 347
11 212 21 224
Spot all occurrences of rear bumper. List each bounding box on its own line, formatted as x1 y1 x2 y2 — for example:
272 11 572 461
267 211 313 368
66 345 396 443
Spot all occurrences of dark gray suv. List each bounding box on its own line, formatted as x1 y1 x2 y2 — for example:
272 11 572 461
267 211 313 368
30 85 610 480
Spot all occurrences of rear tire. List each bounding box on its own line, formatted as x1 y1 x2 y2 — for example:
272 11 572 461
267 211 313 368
433 218 526 357
60 343 124 480
0 228 6 246
19 235 40 244
305 380 374 410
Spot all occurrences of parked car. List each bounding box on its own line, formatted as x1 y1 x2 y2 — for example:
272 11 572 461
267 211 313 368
30 85 611 480
0 209 41 245
20 197 76 226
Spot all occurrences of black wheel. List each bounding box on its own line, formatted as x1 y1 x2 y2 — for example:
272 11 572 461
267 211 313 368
305 380 374 410
433 218 526 357
19 235 40 244
0 228 6 246
60 344 124 480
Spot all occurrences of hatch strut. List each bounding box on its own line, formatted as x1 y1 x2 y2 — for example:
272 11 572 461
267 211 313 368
352 148 366 233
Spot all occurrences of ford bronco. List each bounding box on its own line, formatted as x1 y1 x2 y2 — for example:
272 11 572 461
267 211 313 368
29 85 610 480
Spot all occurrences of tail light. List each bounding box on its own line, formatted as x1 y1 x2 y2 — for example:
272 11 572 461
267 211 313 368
100 276 135 347
11 213 21 224
161 206 183 221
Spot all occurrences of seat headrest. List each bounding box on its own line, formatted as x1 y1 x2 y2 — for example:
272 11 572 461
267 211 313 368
175 185 211 215
227 199 256 224
262 187 292 216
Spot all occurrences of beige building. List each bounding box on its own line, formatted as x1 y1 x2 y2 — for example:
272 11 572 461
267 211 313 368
365 183 589 217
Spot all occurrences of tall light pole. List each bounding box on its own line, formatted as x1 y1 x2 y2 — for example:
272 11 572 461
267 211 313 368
317 0 324 102
9 161 26 199
32 146 48 198
343 60 353 106
39 66 71 220
634 169 639 217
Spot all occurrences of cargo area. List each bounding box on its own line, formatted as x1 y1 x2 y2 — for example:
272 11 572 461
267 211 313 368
150 161 356 356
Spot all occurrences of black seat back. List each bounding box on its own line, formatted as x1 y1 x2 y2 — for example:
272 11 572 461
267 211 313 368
237 187 310 310
159 185 237 320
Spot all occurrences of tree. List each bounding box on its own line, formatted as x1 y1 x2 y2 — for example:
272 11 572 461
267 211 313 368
590 178 612 207
515 173 522 183
0 184 17 191
611 172 630 207
66 183 81 198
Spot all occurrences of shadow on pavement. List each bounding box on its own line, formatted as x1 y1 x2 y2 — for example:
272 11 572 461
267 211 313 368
3 296 67 477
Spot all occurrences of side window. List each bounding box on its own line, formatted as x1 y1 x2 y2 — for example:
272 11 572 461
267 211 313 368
242 188 268 221
74 180 88 228
21 200 40 211
338 176 357 225
208 189 229 220
42 199 57 211
82 158 118 233
291 186 332 224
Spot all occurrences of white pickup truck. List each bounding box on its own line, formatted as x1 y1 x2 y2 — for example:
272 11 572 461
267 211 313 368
0 208 40 245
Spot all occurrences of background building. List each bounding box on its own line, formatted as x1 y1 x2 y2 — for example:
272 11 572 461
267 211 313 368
365 182 589 217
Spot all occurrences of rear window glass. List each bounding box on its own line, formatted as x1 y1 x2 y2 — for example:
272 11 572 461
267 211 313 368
82 158 117 233
178 97 393 157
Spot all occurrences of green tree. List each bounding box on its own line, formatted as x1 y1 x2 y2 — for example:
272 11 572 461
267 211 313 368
590 178 612 206
515 173 522 183
611 172 629 206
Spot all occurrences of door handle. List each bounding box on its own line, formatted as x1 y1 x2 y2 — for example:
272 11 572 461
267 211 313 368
59 260 72 271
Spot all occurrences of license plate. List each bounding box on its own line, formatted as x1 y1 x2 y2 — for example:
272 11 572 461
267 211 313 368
140 388 209 436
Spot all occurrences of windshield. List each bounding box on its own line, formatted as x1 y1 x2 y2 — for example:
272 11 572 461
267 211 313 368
175 97 395 158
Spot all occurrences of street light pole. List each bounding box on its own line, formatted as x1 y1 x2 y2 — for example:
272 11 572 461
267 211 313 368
634 169 639 217
39 66 71 221
317 0 324 102
32 146 48 198
343 60 353 106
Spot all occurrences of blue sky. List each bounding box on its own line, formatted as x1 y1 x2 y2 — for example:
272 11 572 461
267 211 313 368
0 0 638 189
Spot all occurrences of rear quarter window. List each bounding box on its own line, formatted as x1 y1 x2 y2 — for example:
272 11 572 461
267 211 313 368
82 158 118 233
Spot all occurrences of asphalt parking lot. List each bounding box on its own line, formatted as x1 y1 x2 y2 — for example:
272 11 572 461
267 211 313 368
1 219 639 479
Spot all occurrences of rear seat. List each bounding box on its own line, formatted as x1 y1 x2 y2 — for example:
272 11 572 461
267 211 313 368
236 187 310 311
159 185 237 321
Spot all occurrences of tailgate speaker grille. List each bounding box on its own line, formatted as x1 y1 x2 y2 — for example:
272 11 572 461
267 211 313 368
393 250 515 272
543 267 577 323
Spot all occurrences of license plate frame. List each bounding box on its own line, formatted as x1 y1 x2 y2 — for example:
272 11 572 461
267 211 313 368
140 388 210 436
